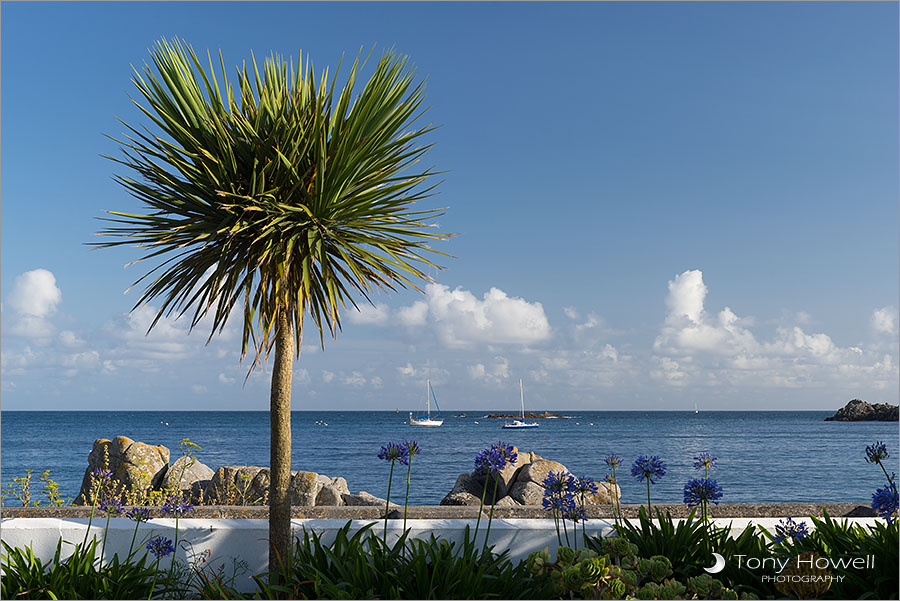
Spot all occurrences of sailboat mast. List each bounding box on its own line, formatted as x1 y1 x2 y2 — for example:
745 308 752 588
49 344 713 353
520 379 525 419
426 378 431 418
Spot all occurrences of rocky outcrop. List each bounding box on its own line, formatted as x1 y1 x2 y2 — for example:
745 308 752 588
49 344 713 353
486 412 564 419
75 437 169 505
207 466 269 505
161 455 214 503
440 448 619 507
342 491 399 508
825 399 899 422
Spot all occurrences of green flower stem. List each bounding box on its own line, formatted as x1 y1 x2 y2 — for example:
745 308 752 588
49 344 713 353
148 557 161 601
82 499 97 548
169 514 180 576
553 510 561 546
384 459 395 540
879 462 894 486
580 492 586 549
474 476 488 541
646 479 653 516
128 520 141 559
483 476 500 551
100 512 112 567
403 457 412 532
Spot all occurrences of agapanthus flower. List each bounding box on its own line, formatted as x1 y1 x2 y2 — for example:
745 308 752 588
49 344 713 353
773 517 810 543
474 441 517 474
162 494 193 516
146 536 175 560
604 454 622 469
574 476 599 495
542 490 575 512
683 478 723 507
405 440 421 458
872 483 898 523
125 507 152 523
693 452 717 472
542 470 576 494
378 442 410 466
98 497 124 514
92 467 113 481
562 503 588 523
866 441 890 465
604 473 617 484
631 456 667 484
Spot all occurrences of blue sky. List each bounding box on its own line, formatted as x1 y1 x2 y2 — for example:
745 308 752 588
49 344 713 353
2 2 897 411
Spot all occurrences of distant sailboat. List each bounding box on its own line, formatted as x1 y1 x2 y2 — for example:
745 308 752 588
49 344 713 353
503 379 539 429
409 378 444 427
694 402 699 414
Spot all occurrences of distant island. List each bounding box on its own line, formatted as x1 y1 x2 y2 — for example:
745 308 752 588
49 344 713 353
486 411 565 419
825 399 898 422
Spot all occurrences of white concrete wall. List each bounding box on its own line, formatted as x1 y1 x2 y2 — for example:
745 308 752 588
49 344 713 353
0 517 880 593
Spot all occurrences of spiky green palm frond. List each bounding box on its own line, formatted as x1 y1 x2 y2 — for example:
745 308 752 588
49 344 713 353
96 39 448 365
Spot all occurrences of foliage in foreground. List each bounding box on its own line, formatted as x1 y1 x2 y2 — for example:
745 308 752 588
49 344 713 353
194 522 555 600
0 538 163 600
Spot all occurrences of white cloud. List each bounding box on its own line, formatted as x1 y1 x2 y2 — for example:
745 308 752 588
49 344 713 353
395 301 428 327
653 269 898 391
468 356 510 383
398 283 551 348
218 372 235 385
6 269 62 339
872 307 897 335
191 384 207 394
321 370 335 383
59 330 84 347
563 307 579 320
343 371 367 387
347 303 390 326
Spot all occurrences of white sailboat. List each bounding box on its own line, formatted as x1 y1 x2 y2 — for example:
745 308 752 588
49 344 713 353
409 378 443 427
503 379 539 429
694 402 699 414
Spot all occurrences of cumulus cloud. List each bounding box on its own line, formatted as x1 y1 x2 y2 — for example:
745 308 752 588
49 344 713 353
396 301 428 327
397 283 551 348
347 303 390 326
872 307 897 335
468 356 510 383
653 269 898 391
563 307 579 320
6 269 62 339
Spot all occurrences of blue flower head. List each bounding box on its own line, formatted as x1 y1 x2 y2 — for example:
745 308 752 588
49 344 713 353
162 493 193 517
693 452 717 472
631 456 667 484
604 472 617 484
125 507 152 523
574 476 599 495
872 483 898 523
542 470 575 493
405 440 421 458
146 536 175 560
773 517 810 544
542 491 575 513
92 467 113 481
683 478 723 507
98 497 124 515
604 454 623 469
474 441 517 474
562 503 588 523
378 442 410 466
866 441 890 465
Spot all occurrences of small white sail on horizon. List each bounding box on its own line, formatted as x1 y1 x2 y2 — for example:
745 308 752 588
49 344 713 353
503 379 539 429
409 378 443 427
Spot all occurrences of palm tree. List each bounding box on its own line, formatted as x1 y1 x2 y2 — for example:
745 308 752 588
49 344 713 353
95 39 447 573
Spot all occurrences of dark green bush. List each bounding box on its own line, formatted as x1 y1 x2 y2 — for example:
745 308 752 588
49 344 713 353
1 538 165 599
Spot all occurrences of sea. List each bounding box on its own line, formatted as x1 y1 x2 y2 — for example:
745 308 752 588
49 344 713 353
1 411 897 507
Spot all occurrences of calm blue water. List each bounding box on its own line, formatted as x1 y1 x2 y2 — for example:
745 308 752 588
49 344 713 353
2 411 897 506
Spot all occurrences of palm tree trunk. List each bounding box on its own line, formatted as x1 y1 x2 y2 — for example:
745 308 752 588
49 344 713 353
269 308 295 577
